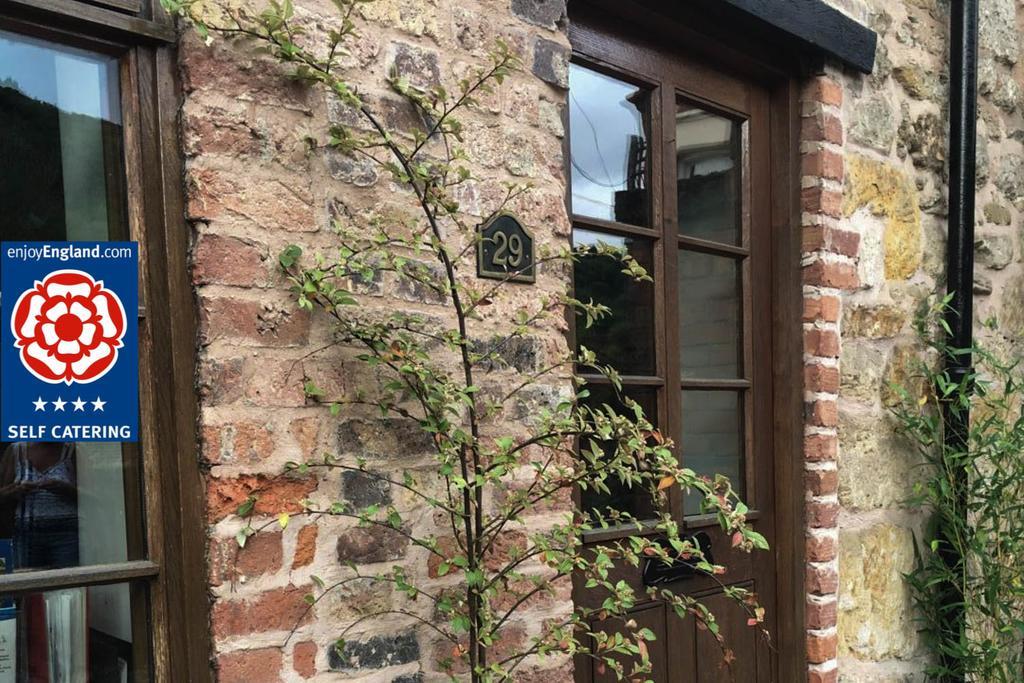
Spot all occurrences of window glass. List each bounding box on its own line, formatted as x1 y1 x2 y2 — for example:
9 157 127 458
569 64 650 227
0 582 146 681
573 229 655 376
0 31 126 241
0 31 145 681
681 390 744 515
579 384 656 520
676 102 742 245
678 250 743 379
0 34 143 574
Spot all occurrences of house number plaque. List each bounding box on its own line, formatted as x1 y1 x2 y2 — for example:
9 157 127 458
476 213 535 283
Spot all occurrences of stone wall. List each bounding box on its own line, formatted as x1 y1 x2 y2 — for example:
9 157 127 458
820 0 1024 681
178 0 1024 680
180 0 574 680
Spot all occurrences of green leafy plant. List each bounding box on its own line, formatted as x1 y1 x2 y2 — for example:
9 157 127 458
166 0 768 679
890 298 1024 681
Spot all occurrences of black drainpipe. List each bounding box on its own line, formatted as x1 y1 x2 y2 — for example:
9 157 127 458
941 0 978 679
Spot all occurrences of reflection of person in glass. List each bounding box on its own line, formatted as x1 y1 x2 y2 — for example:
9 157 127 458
0 442 78 570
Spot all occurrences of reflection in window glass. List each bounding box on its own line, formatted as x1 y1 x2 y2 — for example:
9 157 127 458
569 64 650 226
676 103 743 245
0 31 126 241
678 251 742 379
579 384 657 521
0 441 141 572
0 582 145 681
682 390 744 515
573 229 656 376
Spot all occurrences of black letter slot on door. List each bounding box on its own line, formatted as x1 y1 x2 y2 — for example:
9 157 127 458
641 532 714 586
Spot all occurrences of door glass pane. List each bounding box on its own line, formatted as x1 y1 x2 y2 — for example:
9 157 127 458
681 390 744 516
678 251 742 379
0 582 149 681
0 33 143 572
580 385 657 521
676 102 742 245
573 229 655 376
569 64 650 227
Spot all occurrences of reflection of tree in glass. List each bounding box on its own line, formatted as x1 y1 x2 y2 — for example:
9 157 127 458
579 385 657 519
575 244 655 376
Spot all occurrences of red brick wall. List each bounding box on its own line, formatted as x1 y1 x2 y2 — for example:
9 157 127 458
800 71 858 683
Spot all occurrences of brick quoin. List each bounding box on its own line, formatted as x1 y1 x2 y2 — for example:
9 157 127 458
806 600 838 630
802 260 860 290
808 669 839 683
802 225 860 258
801 111 844 145
801 149 845 182
804 434 838 462
806 633 838 664
803 76 843 108
803 295 841 324
805 469 839 497
800 67 850 681
805 364 840 394
806 534 837 563
806 564 839 596
807 502 840 529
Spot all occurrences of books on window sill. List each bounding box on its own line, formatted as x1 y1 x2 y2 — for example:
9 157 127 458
20 587 89 683
44 588 88 683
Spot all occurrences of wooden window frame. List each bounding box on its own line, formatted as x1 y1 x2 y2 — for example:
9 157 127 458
0 3 210 681
568 3 805 680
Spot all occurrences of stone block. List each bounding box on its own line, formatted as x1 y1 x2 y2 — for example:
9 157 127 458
843 303 907 339
336 525 408 564
511 0 565 30
843 156 922 281
840 340 887 404
979 0 1019 66
983 201 1012 226
838 405 922 510
342 469 393 508
336 418 435 460
532 38 569 88
996 154 1024 208
976 234 1013 270
848 95 897 153
390 42 440 89
838 524 918 660
329 632 420 671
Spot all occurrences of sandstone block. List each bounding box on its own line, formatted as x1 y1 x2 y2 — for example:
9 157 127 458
838 524 918 660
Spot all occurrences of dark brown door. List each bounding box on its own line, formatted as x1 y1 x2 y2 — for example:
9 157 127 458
568 8 786 682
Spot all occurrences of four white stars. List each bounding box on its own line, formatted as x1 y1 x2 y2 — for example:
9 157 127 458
31 396 107 412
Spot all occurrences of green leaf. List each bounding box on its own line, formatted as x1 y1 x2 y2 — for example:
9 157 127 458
279 244 302 268
236 496 256 518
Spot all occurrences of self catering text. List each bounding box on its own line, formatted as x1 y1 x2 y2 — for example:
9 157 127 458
7 424 133 440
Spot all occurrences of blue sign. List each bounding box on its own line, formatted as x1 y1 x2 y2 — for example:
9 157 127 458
1 242 138 442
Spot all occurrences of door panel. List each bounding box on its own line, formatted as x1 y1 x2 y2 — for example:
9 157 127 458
570 5 785 681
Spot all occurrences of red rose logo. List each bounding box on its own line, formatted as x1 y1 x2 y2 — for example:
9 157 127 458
10 270 127 384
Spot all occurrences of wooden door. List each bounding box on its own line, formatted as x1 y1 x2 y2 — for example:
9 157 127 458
568 6 791 681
